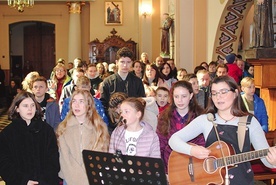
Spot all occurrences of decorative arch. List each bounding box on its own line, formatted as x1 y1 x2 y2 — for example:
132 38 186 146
213 0 254 62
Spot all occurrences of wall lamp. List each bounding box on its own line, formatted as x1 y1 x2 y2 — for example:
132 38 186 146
140 3 152 18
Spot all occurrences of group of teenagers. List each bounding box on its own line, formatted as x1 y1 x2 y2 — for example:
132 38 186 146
0 47 276 185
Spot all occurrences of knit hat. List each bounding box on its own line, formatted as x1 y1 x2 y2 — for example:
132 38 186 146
225 54 236 64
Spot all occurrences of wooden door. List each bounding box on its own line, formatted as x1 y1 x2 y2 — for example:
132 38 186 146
24 22 55 79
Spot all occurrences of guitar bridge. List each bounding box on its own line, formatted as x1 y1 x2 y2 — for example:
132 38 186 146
188 157 195 182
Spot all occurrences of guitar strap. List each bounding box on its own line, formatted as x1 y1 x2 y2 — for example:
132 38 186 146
238 115 253 152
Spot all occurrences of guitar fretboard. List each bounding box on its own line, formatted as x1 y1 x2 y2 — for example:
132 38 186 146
216 149 268 167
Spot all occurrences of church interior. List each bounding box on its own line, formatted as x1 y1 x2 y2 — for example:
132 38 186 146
0 0 276 184
0 0 275 127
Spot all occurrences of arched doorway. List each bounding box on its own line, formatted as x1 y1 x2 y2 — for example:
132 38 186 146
9 21 55 85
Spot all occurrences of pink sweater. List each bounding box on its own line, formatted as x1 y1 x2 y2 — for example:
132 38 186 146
109 122 161 158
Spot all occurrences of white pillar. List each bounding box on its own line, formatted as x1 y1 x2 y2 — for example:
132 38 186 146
175 0 194 72
67 2 85 63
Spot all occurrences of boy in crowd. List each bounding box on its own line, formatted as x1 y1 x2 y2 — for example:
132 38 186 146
183 73 205 109
216 63 228 77
58 68 85 108
208 61 217 79
100 47 145 109
196 70 211 108
224 53 242 84
155 87 170 114
240 77 268 132
86 63 103 93
32 76 61 130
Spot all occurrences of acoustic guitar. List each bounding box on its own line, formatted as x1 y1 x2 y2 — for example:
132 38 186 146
168 141 269 185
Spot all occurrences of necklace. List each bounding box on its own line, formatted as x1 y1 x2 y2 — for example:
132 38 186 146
218 113 235 123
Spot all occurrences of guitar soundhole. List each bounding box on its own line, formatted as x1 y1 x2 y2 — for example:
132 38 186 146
203 157 217 174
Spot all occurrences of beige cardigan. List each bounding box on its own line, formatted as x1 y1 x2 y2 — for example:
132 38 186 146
58 116 96 185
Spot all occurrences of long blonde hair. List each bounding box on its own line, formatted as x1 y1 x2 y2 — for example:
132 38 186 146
56 89 110 151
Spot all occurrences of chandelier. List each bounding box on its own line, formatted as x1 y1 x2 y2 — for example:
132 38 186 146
7 0 34 13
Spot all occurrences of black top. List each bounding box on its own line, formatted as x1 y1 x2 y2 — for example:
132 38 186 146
205 124 253 185
100 72 145 109
90 76 103 91
0 118 60 185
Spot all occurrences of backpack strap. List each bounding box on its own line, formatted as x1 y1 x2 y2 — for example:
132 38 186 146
238 115 253 151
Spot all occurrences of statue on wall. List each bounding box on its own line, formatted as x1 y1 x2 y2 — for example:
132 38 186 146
251 0 274 48
161 13 173 55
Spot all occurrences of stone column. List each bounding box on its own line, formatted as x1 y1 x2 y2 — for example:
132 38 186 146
67 2 85 63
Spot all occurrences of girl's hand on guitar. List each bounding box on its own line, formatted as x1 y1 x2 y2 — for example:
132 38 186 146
190 145 211 159
266 146 276 166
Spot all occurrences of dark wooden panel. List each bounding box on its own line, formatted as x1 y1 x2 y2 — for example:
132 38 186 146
24 23 55 79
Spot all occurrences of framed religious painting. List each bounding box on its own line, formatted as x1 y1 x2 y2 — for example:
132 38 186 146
105 1 123 25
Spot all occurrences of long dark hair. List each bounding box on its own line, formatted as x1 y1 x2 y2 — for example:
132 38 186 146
142 64 163 86
160 62 173 80
158 81 203 136
204 75 248 116
8 91 43 120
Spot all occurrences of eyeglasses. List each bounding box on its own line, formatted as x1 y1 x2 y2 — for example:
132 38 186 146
56 69 65 73
210 88 233 98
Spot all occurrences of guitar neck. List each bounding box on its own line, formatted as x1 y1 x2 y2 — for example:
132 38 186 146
217 148 268 167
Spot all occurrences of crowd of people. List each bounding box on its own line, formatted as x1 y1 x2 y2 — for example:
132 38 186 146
0 47 276 185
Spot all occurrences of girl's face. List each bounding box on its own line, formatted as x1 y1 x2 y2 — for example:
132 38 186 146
156 90 169 107
211 82 237 112
145 66 156 79
162 64 171 76
71 93 87 119
97 64 104 74
188 78 199 94
177 71 187 81
248 66 254 75
133 62 142 74
55 67 66 79
242 83 255 97
173 86 193 113
16 97 36 125
120 102 141 126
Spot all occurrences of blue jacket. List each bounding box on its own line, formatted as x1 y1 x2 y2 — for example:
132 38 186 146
60 97 109 126
46 100 61 130
241 93 268 132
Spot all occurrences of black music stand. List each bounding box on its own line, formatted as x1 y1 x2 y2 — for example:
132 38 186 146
82 150 168 185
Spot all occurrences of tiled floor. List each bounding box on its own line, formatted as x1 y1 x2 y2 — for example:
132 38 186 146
0 107 10 132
